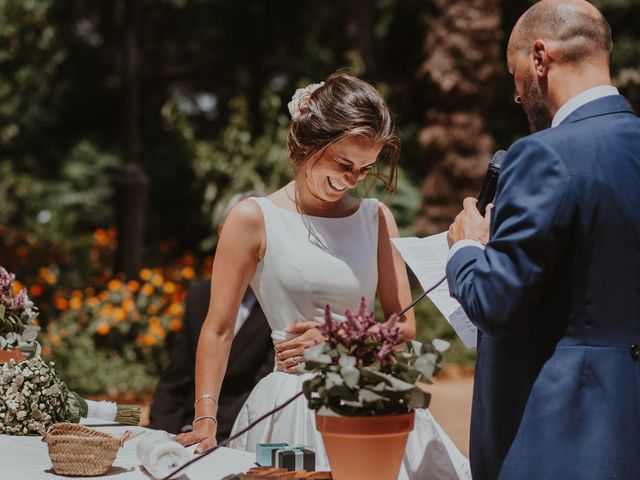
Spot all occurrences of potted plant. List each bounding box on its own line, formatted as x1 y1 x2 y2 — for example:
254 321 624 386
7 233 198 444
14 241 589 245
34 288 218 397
302 298 449 480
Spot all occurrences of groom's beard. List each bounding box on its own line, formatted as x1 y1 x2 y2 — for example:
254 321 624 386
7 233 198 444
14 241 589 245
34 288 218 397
522 70 552 133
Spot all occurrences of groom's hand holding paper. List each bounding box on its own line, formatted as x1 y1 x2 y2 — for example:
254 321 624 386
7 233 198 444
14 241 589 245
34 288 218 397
391 233 478 348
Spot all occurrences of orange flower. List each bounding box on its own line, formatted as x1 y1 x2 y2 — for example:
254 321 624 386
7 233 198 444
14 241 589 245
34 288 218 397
70 297 82 310
112 307 127 322
151 273 164 287
87 297 100 308
107 279 123 292
12 281 23 295
169 319 182 331
141 284 154 296
168 302 184 317
127 280 140 292
149 316 160 327
96 323 111 335
93 228 110 247
54 297 69 311
163 282 176 294
182 266 196 280
122 298 135 312
29 284 43 297
139 268 152 281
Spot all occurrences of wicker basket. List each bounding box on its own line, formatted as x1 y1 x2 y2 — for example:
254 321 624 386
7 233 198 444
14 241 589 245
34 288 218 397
42 422 135 476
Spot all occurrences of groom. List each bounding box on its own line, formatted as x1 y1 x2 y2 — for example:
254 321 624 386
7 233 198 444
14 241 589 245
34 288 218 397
446 0 640 478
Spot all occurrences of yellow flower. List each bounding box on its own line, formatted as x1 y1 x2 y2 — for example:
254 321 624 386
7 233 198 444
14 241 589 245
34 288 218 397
139 268 152 281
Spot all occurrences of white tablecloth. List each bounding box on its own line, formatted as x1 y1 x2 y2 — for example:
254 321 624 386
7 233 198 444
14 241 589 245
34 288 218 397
0 418 256 479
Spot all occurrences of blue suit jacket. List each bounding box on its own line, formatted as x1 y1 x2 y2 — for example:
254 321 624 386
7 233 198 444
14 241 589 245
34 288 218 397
446 95 640 479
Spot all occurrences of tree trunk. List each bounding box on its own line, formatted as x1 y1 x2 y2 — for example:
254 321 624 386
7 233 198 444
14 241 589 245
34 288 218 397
416 0 502 235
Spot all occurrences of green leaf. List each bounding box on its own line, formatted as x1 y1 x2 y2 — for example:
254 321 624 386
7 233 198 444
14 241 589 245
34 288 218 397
340 366 360 389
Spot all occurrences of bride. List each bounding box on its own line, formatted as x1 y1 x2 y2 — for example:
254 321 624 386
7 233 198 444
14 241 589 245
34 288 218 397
176 72 470 479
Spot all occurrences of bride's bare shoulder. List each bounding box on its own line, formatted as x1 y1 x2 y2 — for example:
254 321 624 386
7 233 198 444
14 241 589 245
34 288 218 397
224 198 264 230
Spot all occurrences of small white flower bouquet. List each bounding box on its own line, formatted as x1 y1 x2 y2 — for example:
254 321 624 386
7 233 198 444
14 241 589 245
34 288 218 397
0 357 86 435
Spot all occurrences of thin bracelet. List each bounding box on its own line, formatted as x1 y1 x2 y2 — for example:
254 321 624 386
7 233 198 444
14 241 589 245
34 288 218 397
193 415 218 426
194 393 218 408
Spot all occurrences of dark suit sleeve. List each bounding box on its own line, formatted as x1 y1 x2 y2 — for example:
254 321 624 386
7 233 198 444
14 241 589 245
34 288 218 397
148 281 210 433
446 136 574 337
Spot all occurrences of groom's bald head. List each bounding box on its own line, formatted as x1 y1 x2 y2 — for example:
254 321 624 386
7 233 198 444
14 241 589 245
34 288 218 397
509 0 613 66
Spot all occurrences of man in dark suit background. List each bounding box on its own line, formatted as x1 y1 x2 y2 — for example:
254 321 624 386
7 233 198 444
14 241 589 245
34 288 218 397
149 194 273 441
446 1 640 478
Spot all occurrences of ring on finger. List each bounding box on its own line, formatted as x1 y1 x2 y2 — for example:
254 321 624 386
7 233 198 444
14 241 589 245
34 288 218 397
291 357 300 366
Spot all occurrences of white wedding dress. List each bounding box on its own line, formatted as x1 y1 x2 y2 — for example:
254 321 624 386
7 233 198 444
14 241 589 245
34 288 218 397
227 197 471 480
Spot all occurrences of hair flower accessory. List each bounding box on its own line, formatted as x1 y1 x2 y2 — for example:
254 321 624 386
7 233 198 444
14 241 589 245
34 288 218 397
287 81 324 120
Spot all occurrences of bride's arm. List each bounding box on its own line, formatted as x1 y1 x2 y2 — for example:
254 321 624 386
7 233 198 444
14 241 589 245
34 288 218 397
174 199 265 453
377 203 416 340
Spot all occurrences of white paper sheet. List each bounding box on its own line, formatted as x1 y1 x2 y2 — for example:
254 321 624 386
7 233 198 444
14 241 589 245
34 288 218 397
392 232 477 348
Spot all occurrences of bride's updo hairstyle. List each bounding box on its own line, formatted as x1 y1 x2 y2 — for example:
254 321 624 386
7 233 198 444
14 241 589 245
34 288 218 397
287 72 400 194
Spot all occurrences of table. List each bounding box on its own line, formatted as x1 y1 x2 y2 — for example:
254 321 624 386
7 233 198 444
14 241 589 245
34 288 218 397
0 418 256 479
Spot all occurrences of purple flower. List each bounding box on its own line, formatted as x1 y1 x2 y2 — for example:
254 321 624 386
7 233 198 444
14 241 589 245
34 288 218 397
0 266 14 294
319 298 402 370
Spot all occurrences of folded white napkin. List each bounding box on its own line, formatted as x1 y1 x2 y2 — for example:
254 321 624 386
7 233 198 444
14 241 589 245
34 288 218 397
136 430 190 479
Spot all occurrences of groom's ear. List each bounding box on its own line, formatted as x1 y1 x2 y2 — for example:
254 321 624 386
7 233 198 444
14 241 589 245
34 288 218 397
532 40 551 77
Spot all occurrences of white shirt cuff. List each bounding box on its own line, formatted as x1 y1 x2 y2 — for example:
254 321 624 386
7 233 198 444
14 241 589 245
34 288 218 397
447 239 485 261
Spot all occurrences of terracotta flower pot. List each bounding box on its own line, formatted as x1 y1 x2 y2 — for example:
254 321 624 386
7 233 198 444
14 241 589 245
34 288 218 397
316 411 414 480
0 348 26 364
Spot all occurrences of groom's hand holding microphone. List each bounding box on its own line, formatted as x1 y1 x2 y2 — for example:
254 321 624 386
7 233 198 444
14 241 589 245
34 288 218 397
447 149 505 247
447 198 493 247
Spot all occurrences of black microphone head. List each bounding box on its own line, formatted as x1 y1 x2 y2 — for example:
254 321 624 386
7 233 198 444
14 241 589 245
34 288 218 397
490 149 507 169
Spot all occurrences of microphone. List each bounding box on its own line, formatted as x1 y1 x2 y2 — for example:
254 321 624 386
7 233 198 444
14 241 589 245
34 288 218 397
476 150 507 216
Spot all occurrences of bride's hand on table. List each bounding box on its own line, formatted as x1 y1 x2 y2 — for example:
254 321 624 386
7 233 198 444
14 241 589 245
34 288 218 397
174 418 217 454
275 321 324 373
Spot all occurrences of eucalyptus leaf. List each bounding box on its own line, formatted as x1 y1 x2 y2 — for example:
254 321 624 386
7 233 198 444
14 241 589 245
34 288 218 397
415 353 438 380
317 406 340 417
325 371 344 389
407 388 431 409
304 342 332 364
432 339 451 353
359 388 386 403
21 325 40 342
340 366 360 389
338 354 356 368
